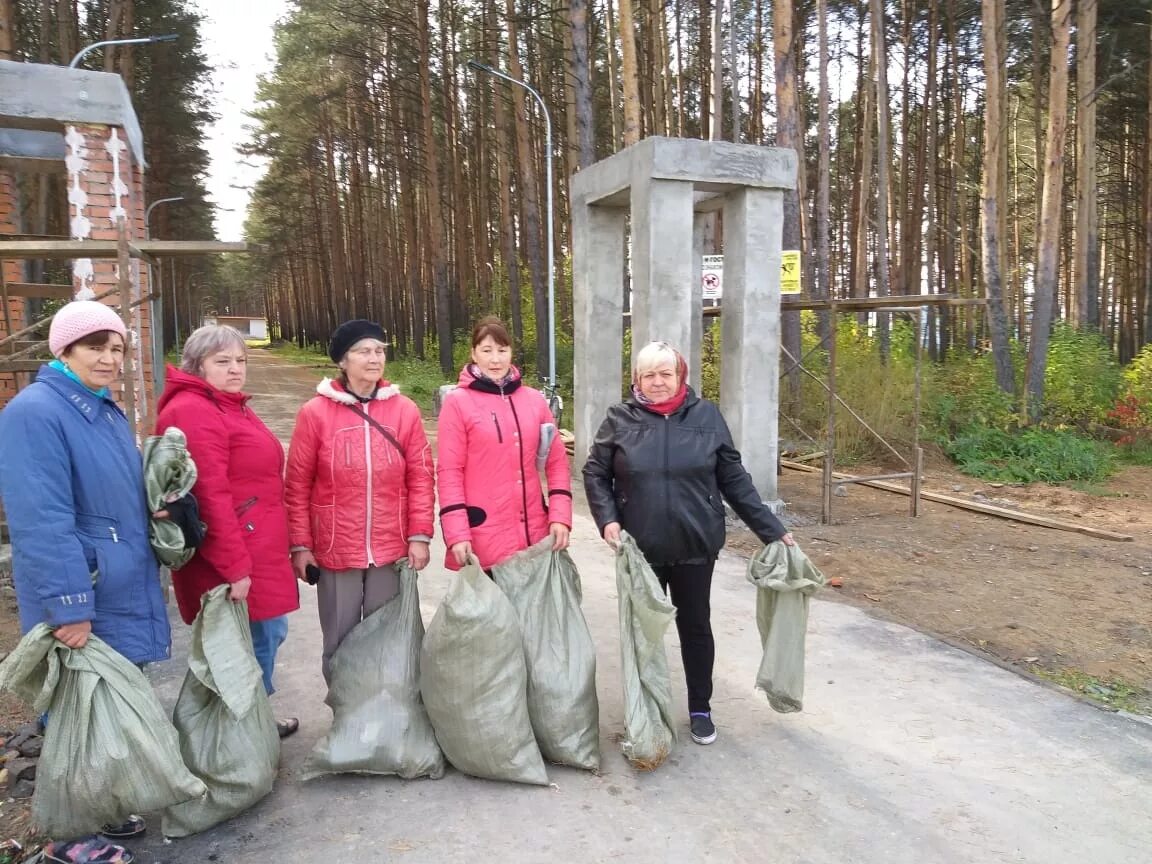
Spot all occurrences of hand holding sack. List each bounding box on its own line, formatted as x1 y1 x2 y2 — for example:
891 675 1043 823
163 586 280 837
493 538 600 771
303 561 444 781
420 561 548 785
0 625 206 838
615 533 677 770
746 541 826 713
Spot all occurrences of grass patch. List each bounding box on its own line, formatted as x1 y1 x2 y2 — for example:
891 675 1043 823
385 356 454 414
265 344 451 414
1033 667 1151 715
940 426 1115 484
266 342 328 366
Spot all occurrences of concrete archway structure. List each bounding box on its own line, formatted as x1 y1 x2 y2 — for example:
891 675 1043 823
571 136 797 506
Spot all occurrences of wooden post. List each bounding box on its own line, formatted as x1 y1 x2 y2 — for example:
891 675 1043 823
117 218 137 439
911 307 924 516
822 310 837 524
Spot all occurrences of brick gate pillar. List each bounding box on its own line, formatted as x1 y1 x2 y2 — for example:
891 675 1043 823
0 170 24 404
65 123 152 419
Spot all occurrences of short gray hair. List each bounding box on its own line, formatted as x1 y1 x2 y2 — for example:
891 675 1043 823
633 341 683 380
180 325 248 375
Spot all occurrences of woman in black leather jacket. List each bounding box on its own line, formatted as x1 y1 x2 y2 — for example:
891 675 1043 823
583 341 793 746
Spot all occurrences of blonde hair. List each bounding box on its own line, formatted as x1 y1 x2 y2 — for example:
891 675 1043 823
633 341 683 381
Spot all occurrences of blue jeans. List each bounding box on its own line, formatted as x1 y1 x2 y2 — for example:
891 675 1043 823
249 615 289 695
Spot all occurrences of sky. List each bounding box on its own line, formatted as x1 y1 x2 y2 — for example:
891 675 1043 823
194 0 290 241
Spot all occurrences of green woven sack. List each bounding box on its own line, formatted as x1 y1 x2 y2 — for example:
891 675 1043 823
303 562 444 781
494 539 600 771
163 586 279 837
0 625 206 838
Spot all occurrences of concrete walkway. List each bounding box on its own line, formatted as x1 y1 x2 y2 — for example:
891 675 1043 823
136 352 1152 864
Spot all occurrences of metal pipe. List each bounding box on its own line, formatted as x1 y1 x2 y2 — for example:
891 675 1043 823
467 59 556 388
69 34 179 69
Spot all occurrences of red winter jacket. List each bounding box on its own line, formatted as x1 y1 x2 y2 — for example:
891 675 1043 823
284 378 434 571
155 366 299 624
436 365 572 570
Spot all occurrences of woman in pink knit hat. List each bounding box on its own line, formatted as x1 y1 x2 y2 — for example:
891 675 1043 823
0 300 171 863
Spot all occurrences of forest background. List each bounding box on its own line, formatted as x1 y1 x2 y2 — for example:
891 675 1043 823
5 0 1152 483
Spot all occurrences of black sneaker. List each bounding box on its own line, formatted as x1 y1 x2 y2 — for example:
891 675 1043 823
690 713 717 745
100 815 146 840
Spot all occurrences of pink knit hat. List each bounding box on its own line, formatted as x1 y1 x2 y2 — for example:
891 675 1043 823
48 300 128 357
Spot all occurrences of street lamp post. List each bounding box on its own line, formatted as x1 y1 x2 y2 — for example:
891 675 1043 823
68 34 179 69
467 59 556 389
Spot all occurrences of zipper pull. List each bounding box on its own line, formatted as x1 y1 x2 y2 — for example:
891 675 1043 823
109 526 119 543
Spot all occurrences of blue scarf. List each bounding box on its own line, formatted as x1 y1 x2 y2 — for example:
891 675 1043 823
50 359 110 399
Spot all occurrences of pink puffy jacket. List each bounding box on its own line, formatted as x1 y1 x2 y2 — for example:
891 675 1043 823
436 365 572 569
285 378 435 571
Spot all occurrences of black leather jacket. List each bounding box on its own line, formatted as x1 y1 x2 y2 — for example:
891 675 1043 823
582 389 787 566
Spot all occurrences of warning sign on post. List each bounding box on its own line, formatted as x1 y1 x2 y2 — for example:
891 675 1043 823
780 250 801 294
702 254 723 300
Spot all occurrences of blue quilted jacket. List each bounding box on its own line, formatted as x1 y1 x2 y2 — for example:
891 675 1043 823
0 366 171 664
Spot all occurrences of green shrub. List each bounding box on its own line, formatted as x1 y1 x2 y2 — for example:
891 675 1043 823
1043 324 1122 427
927 349 1018 436
1121 343 1152 426
942 426 1115 483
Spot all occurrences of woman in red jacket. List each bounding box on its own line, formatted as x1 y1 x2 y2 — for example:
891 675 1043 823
284 320 435 684
437 316 572 570
156 325 301 738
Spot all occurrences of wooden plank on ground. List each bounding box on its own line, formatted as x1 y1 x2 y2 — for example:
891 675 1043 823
781 459 1133 542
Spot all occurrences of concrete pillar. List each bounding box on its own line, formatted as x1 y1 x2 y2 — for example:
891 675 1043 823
689 214 709 393
720 187 783 504
573 202 627 474
629 178 695 364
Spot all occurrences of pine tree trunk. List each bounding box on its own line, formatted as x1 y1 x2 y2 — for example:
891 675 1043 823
710 0 722 139
1074 0 1099 329
980 0 1016 394
618 0 642 145
1145 9 1152 348
417 0 453 373
506 0 551 373
870 0 891 358
774 0 801 396
605 0 622 149
815 0 830 308
1026 0 1072 421
569 0 596 168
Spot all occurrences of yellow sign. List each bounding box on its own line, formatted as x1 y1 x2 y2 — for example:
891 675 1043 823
780 250 801 294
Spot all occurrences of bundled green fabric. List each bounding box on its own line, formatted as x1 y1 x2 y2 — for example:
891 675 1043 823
0 624 206 838
162 586 279 837
746 541 826 713
615 533 676 770
303 562 444 781
493 539 600 771
142 427 200 569
421 561 547 786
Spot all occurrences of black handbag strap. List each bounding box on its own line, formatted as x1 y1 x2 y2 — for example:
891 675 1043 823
342 401 404 457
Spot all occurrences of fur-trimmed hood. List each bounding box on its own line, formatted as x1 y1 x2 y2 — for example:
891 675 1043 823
316 377 401 405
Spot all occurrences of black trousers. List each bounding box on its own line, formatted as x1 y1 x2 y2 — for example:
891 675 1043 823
652 561 715 715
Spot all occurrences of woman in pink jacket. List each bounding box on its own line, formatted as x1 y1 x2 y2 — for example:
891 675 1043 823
284 320 435 683
437 316 572 570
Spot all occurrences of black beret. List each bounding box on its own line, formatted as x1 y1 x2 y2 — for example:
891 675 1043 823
329 319 386 363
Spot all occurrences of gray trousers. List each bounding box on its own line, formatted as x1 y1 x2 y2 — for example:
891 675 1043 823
317 563 400 684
